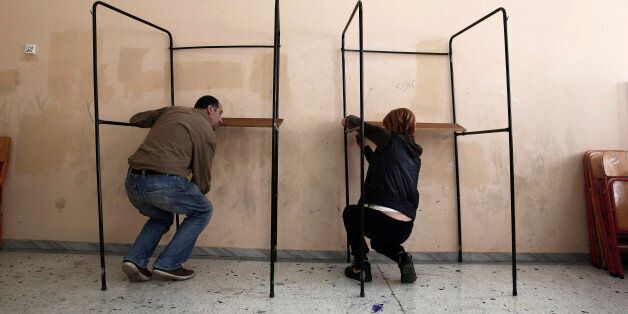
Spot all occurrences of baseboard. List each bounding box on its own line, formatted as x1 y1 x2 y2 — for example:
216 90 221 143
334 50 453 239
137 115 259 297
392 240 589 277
1 239 589 263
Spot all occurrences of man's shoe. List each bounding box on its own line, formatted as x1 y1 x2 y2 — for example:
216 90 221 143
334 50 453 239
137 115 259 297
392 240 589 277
122 261 152 282
398 252 417 283
344 260 372 282
153 267 195 281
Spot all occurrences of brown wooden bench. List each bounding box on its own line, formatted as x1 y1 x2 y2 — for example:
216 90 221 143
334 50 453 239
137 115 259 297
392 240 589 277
0 137 10 249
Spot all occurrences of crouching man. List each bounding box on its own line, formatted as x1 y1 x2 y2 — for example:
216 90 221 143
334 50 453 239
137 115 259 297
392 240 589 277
121 95 223 281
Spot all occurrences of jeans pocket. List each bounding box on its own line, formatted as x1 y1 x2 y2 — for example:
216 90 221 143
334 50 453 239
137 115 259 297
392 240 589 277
144 187 169 195
143 188 172 210
126 186 145 210
175 177 193 192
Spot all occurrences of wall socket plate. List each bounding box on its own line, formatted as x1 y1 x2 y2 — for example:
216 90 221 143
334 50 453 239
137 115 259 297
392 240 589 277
24 44 37 54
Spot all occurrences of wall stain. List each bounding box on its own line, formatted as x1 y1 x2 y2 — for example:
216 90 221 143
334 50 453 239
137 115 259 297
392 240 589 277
19 54 38 63
74 169 89 186
414 59 448 120
250 52 291 104
416 40 447 52
207 126 272 229
0 96 60 130
240 183 255 222
489 141 504 173
249 53 272 97
175 61 244 91
459 141 490 186
0 99 19 128
0 69 20 96
97 63 116 104
47 31 92 101
15 30 97 176
413 41 449 120
55 198 66 211
117 48 167 98
280 56 291 107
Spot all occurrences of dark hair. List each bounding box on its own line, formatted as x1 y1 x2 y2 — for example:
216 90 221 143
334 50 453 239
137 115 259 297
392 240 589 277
383 108 416 137
194 95 220 109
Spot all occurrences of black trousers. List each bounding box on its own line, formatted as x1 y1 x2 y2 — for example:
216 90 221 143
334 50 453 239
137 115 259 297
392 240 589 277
343 205 414 263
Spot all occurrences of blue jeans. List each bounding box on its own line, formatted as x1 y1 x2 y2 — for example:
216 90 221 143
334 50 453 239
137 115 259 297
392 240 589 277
124 171 213 270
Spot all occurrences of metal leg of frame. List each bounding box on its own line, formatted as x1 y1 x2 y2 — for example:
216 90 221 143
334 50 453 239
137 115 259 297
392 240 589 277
92 5 107 292
341 44 351 264
357 1 365 298
501 10 517 297
449 44 463 263
269 0 280 298
341 1 365 297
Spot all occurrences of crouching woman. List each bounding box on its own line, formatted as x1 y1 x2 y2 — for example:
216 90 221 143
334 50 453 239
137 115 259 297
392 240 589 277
342 108 422 283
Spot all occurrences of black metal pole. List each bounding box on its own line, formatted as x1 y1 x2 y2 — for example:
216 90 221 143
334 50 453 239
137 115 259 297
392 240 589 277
92 2 107 292
168 21 179 230
448 39 463 264
341 0 364 298
341 2 361 36
357 1 365 298
500 8 517 297
343 48 448 56
93 1 172 34
173 45 274 50
269 0 280 299
450 8 504 40
169 43 174 107
341 30 351 265
98 120 135 127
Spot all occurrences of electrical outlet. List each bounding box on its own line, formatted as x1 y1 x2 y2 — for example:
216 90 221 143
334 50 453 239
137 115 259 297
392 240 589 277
24 44 37 54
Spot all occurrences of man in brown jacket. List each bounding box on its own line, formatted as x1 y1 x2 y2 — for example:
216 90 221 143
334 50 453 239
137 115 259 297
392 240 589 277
121 95 222 282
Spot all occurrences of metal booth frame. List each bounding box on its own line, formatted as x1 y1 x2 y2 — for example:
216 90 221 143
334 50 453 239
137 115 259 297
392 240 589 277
92 0 281 298
340 1 517 297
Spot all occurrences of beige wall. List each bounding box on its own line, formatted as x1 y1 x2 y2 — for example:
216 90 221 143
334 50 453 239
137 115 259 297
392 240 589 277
1 0 626 253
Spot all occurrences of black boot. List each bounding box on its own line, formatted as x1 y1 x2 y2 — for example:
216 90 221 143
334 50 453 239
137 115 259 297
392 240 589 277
398 252 416 283
344 260 372 282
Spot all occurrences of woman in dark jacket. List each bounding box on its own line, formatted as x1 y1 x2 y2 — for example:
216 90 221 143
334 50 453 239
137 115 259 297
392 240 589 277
342 108 422 283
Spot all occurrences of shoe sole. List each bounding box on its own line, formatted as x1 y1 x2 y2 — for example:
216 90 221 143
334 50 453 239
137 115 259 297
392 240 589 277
400 263 417 283
122 262 150 282
153 268 195 281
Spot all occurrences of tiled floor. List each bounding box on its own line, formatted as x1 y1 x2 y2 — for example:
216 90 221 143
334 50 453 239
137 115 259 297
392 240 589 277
0 251 626 313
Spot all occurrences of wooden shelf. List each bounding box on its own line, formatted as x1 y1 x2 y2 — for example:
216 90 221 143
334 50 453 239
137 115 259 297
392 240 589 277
367 121 466 132
221 118 284 128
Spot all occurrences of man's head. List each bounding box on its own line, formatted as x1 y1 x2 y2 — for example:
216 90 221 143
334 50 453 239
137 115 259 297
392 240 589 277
194 95 223 130
383 108 416 136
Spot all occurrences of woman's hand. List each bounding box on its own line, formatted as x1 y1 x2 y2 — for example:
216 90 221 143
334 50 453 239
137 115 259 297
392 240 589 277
355 134 365 147
342 115 361 132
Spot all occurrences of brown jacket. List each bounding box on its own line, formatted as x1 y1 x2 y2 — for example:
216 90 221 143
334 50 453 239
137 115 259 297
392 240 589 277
128 106 216 194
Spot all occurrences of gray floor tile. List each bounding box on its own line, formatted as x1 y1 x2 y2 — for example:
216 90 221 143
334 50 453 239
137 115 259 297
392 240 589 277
0 251 626 313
